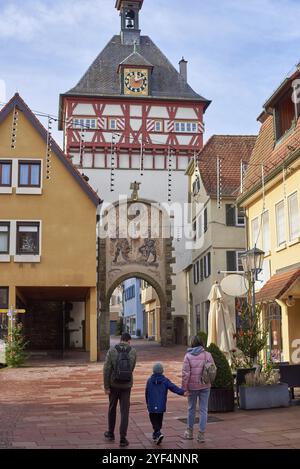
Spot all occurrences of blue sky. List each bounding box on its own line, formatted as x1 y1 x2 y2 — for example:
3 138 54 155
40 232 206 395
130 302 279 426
0 0 300 145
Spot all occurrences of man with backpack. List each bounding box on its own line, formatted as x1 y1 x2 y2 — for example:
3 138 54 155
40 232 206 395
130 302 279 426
103 332 137 447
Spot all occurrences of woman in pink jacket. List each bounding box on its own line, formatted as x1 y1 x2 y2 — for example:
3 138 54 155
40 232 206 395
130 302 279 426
182 335 215 443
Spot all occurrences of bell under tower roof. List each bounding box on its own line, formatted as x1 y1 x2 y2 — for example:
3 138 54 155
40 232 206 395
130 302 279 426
115 0 144 45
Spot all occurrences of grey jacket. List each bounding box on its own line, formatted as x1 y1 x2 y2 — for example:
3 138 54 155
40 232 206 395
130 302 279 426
103 342 137 390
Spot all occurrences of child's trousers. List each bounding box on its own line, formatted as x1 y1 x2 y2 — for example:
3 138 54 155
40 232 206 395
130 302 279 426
149 412 164 437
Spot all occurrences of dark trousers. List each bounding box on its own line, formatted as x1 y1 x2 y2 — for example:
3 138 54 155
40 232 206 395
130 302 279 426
149 412 164 437
108 387 131 438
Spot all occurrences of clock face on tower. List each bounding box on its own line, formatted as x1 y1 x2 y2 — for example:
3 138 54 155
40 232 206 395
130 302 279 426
124 69 149 96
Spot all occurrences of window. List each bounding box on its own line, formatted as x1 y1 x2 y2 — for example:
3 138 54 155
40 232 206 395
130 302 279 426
73 118 97 129
193 260 200 284
0 161 12 186
236 251 244 272
288 192 300 241
274 90 296 141
154 121 162 132
109 119 117 130
0 287 8 309
0 223 10 254
16 222 40 255
174 121 198 133
251 217 259 247
226 204 245 227
275 200 286 247
262 210 270 252
18 162 41 187
236 207 245 226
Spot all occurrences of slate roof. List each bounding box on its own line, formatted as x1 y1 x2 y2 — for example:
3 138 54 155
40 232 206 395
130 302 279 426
119 50 153 68
0 94 100 207
196 135 257 197
63 35 210 106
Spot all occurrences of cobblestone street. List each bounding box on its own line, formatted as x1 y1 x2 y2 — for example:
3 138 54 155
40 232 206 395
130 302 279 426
1 340 300 450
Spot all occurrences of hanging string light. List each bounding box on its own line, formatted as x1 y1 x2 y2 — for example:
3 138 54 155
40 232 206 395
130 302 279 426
217 157 223 209
110 134 116 192
167 147 173 203
46 116 53 181
11 107 19 150
140 137 144 177
79 127 86 165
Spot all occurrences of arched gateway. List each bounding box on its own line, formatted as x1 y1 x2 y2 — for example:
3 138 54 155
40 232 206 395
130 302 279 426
98 193 175 351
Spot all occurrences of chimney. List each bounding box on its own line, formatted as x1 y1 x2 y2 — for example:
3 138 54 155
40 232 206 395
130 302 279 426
179 57 188 82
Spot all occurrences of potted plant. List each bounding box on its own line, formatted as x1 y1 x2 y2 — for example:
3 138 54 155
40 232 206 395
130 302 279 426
207 343 235 412
239 364 290 410
232 303 268 368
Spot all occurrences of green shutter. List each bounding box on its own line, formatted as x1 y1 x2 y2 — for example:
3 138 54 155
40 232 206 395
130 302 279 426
204 208 208 232
226 251 237 271
226 204 236 226
200 258 204 281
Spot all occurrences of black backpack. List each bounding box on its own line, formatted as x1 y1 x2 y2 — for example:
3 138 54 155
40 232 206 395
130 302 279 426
114 345 132 382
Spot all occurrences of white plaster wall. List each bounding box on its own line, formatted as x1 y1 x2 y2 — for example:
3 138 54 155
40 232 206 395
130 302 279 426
102 105 123 116
175 108 198 119
130 105 142 117
148 107 169 118
73 104 95 115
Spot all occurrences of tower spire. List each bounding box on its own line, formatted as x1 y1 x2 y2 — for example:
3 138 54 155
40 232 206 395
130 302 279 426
115 0 144 45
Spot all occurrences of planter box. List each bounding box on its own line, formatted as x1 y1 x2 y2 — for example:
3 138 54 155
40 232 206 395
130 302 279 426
208 387 235 412
239 383 290 410
0 340 7 365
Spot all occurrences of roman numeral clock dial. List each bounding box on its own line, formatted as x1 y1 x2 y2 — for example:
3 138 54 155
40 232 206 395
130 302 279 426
124 70 148 95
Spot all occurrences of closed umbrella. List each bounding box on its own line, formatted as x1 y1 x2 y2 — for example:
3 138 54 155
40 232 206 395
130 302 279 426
207 282 236 358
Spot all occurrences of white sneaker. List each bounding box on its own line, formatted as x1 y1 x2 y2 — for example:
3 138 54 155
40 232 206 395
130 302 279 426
197 431 205 443
183 428 193 440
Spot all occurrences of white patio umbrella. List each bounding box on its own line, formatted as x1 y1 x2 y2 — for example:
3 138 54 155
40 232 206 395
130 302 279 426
207 282 236 358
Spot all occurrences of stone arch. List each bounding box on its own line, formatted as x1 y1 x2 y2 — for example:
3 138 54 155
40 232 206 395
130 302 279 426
98 198 175 352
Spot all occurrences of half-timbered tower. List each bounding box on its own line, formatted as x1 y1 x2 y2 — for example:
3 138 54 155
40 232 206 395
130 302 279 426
59 0 211 340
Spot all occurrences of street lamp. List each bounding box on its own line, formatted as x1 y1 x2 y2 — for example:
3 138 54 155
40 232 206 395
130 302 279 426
240 246 265 319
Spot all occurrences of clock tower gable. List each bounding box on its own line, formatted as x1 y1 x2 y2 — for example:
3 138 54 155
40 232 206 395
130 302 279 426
118 47 153 96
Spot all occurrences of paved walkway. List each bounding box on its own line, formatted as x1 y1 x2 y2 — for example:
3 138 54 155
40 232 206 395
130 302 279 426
1 339 300 449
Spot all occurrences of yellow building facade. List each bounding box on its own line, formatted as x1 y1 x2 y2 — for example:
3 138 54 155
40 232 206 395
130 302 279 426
0 94 99 361
238 65 300 364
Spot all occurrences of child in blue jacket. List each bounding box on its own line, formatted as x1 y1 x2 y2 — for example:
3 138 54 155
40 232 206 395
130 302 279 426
145 362 185 445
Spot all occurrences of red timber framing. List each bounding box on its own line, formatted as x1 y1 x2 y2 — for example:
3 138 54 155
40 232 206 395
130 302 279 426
63 96 205 170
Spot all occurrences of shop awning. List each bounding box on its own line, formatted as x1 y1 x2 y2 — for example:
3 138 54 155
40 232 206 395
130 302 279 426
256 267 300 303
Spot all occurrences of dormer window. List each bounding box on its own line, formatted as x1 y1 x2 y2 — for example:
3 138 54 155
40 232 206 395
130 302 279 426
274 90 296 141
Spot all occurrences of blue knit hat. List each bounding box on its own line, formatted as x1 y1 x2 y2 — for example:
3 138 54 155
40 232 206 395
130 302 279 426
153 363 164 374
